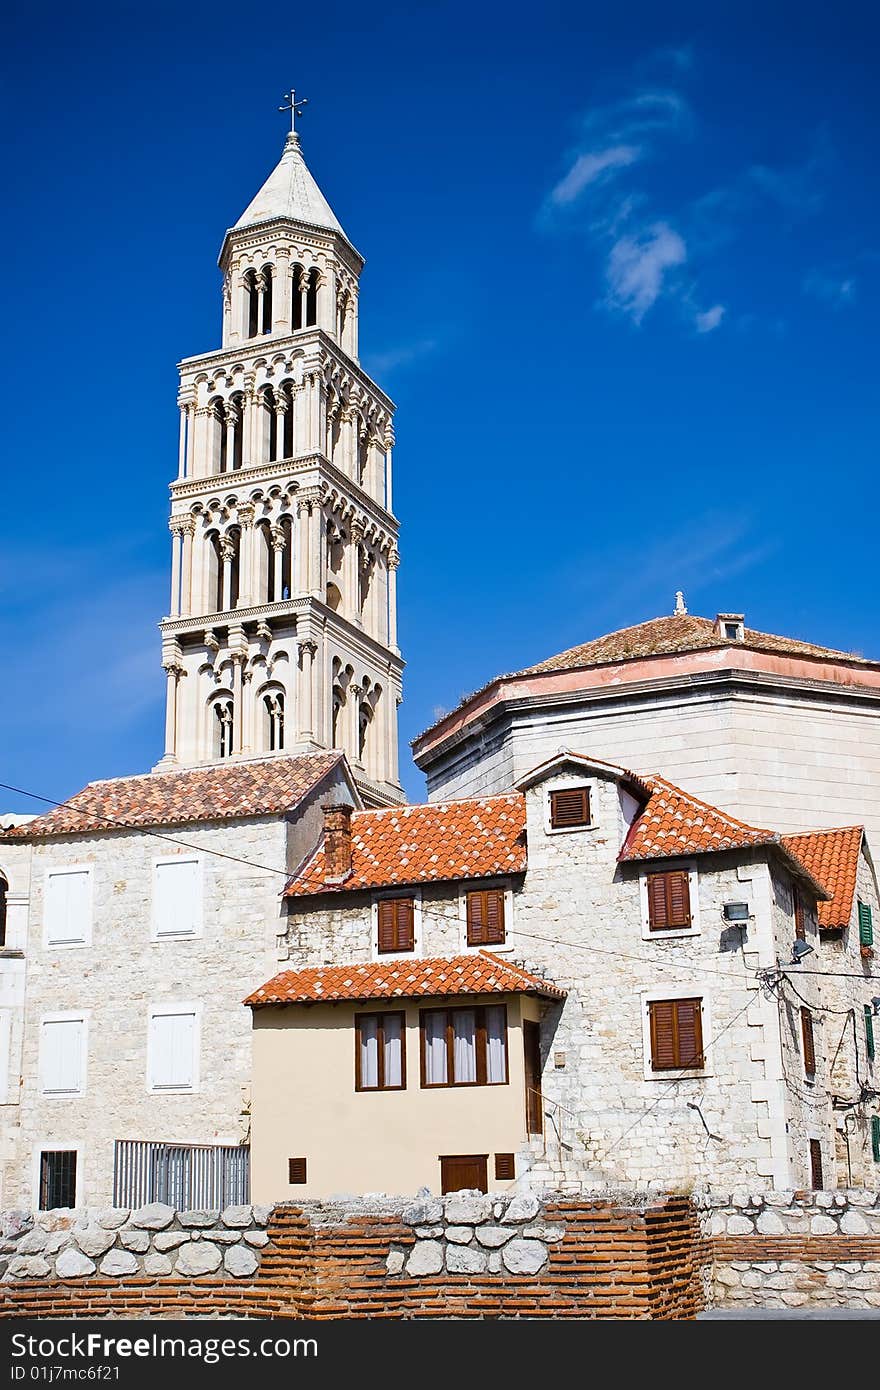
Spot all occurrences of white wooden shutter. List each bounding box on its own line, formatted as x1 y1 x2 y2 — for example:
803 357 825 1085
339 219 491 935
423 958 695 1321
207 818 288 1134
41 1019 84 1094
46 870 90 944
150 1011 195 1089
154 860 200 937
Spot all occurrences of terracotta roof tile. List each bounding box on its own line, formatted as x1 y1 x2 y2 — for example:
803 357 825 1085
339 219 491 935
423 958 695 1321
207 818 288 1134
523 613 869 675
620 775 778 861
286 794 526 896
782 826 864 930
2 753 344 839
244 951 566 1006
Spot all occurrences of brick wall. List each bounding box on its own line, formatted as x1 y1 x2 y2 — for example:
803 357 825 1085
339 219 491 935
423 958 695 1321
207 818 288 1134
0 1195 705 1320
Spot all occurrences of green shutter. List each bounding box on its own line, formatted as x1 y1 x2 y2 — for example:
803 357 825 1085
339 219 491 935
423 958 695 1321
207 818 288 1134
858 902 874 947
872 1116 880 1164
866 1005 876 1063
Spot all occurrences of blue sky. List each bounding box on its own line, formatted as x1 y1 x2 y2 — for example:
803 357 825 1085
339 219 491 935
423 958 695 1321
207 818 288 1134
2 1 878 808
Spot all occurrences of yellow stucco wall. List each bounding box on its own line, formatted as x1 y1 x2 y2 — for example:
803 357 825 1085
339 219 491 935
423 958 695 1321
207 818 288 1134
250 993 540 1199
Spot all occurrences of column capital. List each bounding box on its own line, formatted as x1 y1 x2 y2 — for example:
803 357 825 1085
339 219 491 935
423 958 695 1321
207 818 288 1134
297 638 318 658
237 502 255 526
270 524 286 551
388 548 400 570
219 535 236 563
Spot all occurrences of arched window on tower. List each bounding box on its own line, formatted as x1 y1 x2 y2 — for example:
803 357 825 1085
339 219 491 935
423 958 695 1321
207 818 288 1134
259 521 275 602
209 532 223 612
306 268 318 326
279 381 294 458
212 698 234 758
0 873 7 949
261 267 273 334
291 263 304 331
245 269 259 339
262 691 285 752
260 386 277 463
227 527 241 609
280 514 293 599
358 700 372 764
229 393 244 470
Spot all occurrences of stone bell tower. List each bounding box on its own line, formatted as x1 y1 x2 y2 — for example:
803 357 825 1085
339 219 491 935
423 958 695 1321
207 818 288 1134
158 109 404 807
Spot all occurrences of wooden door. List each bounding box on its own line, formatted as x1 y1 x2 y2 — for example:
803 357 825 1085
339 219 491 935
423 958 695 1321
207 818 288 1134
524 1019 543 1135
440 1154 488 1194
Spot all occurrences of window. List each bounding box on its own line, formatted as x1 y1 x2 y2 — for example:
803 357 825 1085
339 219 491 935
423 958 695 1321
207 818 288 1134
420 1005 507 1087
148 1008 197 1092
801 1006 816 1077
153 858 201 938
39 1150 77 1210
466 889 505 946
0 873 7 948
647 871 692 932
45 867 91 947
213 698 234 758
865 1005 875 1063
355 1012 405 1091
858 902 874 947
648 998 704 1071
288 1157 307 1184
809 1138 824 1190
549 787 591 829
793 885 805 941
377 897 415 954
494 1153 515 1181
724 623 740 640
40 1016 86 1096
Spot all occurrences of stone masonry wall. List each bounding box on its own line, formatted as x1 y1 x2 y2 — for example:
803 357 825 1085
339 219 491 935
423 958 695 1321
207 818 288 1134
699 1189 880 1310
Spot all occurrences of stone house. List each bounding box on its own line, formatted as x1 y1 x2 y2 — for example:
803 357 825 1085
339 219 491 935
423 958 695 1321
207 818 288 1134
0 752 357 1210
247 751 880 1201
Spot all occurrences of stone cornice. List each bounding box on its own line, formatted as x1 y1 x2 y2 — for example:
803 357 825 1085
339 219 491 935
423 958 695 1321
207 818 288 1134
217 216 364 277
160 597 405 672
169 452 399 532
412 664 880 767
177 329 394 413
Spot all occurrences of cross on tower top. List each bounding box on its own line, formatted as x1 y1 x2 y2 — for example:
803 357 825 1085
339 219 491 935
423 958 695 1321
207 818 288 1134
279 88 309 133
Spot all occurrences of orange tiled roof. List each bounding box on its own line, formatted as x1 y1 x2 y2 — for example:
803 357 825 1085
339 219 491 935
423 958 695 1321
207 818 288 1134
782 827 864 930
523 613 870 675
1 753 345 839
285 794 526 896
244 951 566 1006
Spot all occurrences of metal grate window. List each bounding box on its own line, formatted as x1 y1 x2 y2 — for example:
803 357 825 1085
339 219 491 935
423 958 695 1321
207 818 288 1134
40 1150 77 1210
113 1141 249 1210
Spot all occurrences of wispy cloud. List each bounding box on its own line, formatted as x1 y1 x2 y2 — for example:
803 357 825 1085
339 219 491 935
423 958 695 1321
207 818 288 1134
605 223 686 323
803 270 856 308
363 337 439 376
549 145 641 207
694 303 725 333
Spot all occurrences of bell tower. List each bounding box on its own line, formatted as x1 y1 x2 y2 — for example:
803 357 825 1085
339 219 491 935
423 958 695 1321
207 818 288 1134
158 109 404 807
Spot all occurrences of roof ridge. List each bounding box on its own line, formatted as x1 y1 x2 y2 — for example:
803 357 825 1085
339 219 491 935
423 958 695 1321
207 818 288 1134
75 750 341 793
643 772 776 839
783 825 864 838
348 791 523 820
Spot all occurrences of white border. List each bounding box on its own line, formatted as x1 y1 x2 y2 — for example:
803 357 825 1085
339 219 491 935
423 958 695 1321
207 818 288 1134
639 862 702 940
640 984 713 1079
146 1000 201 1094
543 778 597 836
151 855 204 941
43 864 93 950
31 1141 84 1211
457 881 513 954
371 889 423 961
39 1011 89 1098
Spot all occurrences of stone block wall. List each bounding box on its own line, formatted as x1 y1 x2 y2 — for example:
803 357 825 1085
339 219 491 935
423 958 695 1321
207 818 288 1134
698 1189 880 1309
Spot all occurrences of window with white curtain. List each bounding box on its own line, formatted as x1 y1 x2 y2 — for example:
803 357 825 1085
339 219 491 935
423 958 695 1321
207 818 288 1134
148 1008 197 1092
40 1016 86 1096
355 1012 405 1090
153 858 201 938
44 868 92 947
420 1004 508 1087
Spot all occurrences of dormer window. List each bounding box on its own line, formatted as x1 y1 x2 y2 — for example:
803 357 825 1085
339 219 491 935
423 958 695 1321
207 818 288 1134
549 787 591 829
715 613 745 642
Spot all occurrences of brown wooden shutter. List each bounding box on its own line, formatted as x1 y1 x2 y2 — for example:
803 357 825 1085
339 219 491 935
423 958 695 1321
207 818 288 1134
288 1157 307 1184
467 889 505 946
793 886 805 941
377 898 415 952
647 871 692 930
801 1007 816 1075
494 1153 515 1181
809 1138 823 1190
649 998 703 1070
550 787 590 828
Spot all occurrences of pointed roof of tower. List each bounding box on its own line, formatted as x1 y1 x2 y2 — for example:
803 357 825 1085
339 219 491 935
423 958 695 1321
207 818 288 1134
233 131 346 237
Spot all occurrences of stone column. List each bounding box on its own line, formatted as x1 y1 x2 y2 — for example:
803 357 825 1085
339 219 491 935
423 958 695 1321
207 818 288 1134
231 657 244 755
317 268 333 334
169 524 182 617
344 526 363 622
239 273 251 341
237 503 254 606
297 639 316 742
275 396 288 462
180 518 195 616
296 499 310 594
256 276 266 336
242 378 257 465
220 536 235 612
298 266 310 331
309 503 323 595
270 524 285 602
347 288 359 357
348 683 362 764
177 405 187 479
274 248 291 333
184 404 195 477
387 548 400 653
225 403 238 474
310 372 323 455
162 660 182 760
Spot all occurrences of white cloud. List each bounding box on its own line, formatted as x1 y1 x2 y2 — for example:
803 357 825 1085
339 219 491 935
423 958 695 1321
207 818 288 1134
549 145 641 206
605 223 687 323
694 304 725 333
803 271 856 308
363 337 438 376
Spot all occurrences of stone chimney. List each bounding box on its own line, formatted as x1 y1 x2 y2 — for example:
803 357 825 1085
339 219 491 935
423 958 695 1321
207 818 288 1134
322 803 353 882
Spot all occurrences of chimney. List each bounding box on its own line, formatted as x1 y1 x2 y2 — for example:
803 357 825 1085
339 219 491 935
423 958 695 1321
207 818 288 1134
322 803 353 882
